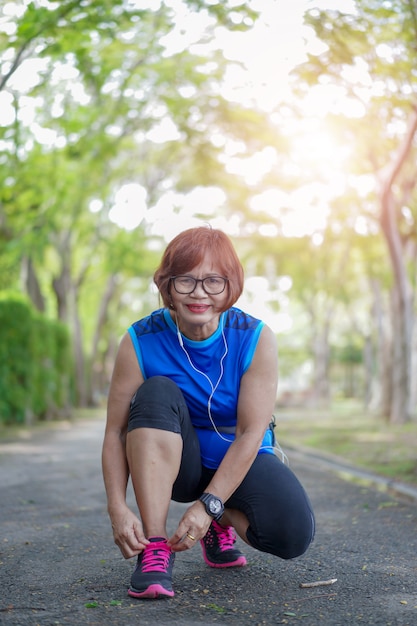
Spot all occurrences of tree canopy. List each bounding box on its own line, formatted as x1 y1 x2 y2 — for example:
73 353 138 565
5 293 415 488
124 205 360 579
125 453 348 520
1 0 417 423
290 0 417 422
0 0 278 405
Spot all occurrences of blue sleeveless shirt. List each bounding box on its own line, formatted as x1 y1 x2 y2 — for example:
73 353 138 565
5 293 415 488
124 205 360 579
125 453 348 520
128 307 274 468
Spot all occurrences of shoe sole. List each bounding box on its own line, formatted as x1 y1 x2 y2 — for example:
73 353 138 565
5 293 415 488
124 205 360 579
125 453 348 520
200 543 247 568
128 584 174 599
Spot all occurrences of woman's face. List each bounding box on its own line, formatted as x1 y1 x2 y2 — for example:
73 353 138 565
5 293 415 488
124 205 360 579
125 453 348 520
169 256 229 340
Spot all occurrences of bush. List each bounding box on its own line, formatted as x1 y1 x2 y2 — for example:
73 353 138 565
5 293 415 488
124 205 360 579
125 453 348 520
0 293 72 425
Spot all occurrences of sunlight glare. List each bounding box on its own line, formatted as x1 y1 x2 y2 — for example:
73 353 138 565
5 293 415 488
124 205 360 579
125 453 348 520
146 186 227 240
354 216 370 236
278 276 292 292
224 146 277 186
215 1 308 111
237 276 293 333
146 117 181 143
259 223 279 237
89 199 103 214
109 183 148 231
160 0 214 57
309 0 356 11
0 92 14 125
292 126 350 167
250 183 337 238
6 58 49 92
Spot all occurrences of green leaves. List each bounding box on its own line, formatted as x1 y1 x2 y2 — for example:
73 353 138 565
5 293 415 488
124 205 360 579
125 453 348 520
0 0 277 409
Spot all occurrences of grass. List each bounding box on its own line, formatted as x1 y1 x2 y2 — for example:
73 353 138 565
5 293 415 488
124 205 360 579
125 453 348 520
275 401 417 486
1 403 416 486
0 408 104 443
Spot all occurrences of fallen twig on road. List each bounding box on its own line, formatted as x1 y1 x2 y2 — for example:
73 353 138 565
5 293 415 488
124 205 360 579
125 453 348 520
299 578 337 588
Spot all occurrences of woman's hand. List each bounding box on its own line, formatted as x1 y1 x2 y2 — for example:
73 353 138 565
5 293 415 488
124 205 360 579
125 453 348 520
109 505 149 559
168 501 211 552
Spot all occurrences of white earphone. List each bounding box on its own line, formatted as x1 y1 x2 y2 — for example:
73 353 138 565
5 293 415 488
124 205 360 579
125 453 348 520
175 317 289 463
176 320 232 443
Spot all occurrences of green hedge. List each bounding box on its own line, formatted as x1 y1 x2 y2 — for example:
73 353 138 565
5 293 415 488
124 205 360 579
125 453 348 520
0 294 72 425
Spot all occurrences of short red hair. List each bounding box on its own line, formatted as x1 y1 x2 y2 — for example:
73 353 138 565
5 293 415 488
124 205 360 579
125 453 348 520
154 226 244 312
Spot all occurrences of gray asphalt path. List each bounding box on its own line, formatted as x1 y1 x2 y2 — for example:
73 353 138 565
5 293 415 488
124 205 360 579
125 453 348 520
0 416 416 626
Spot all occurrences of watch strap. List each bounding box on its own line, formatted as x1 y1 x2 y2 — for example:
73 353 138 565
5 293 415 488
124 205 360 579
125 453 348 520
199 492 224 521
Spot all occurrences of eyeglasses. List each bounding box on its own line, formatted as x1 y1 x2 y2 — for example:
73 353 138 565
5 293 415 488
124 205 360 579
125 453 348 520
171 275 228 295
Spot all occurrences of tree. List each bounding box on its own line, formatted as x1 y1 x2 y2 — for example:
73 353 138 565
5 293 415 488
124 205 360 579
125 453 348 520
291 0 417 422
0 0 278 406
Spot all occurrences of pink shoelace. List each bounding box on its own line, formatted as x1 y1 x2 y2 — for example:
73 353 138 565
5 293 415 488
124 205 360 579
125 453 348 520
212 521 236 551
141 540 171 573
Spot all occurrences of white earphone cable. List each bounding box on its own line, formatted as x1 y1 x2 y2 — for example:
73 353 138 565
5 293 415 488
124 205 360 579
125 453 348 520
175 317 289 463
176 322 233 444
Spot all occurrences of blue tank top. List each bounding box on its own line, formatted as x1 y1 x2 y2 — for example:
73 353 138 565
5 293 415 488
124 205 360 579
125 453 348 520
128 307 274 468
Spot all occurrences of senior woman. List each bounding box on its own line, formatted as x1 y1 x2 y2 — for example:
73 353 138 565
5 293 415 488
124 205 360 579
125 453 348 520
102 226 315 599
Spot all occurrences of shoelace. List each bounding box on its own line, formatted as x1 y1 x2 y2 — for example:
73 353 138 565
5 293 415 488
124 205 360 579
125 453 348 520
141 542 171 573
213 523 236 551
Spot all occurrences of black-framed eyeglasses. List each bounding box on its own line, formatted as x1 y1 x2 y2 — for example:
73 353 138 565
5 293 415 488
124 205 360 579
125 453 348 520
171 275 228 295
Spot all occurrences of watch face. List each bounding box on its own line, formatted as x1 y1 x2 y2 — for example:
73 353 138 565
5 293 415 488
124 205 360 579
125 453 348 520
209 499 222 515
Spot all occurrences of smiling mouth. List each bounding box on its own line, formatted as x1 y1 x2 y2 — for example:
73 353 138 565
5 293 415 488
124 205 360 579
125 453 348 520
186 304 210 313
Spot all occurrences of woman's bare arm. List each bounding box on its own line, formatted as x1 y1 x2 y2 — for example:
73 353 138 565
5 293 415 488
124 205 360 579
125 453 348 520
102 332 148 558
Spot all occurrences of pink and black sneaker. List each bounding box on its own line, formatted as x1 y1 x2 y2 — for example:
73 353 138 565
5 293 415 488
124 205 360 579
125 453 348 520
128 537 175 599
200 520 247 568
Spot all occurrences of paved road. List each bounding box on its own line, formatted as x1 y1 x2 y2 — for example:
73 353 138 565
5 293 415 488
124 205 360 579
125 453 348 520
0 416 416 626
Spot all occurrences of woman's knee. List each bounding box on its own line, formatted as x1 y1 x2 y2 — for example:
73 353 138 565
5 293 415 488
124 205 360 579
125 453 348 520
233 455 315 560
131 375 182 404
128 376 187 433
271 510 315 560
247 505 315 560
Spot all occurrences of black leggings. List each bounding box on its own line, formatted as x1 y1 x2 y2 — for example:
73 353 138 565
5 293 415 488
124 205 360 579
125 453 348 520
127 376 315 560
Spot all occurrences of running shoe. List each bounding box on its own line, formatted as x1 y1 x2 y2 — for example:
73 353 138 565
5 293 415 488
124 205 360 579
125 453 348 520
128 537 175 599
200 520 247 568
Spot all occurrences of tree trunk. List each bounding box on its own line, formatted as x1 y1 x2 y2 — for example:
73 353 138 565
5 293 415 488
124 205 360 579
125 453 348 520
52 265 71 322
363 334 374 409
411 317 417 416
388 283 411 423
50 232 89 405
22 256 46 312
311 316 331 408
379 189 413 424
88 274 119 405
378 106 417 424
367 278 392 417
72 299 87 406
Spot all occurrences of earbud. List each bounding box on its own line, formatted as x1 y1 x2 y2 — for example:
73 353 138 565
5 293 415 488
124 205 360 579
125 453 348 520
177 331 184 347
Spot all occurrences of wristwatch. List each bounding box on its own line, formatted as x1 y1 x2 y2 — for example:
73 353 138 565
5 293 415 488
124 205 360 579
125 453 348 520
199 492 224 521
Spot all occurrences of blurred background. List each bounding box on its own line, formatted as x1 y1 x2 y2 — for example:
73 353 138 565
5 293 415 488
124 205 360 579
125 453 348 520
1 0 416 483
